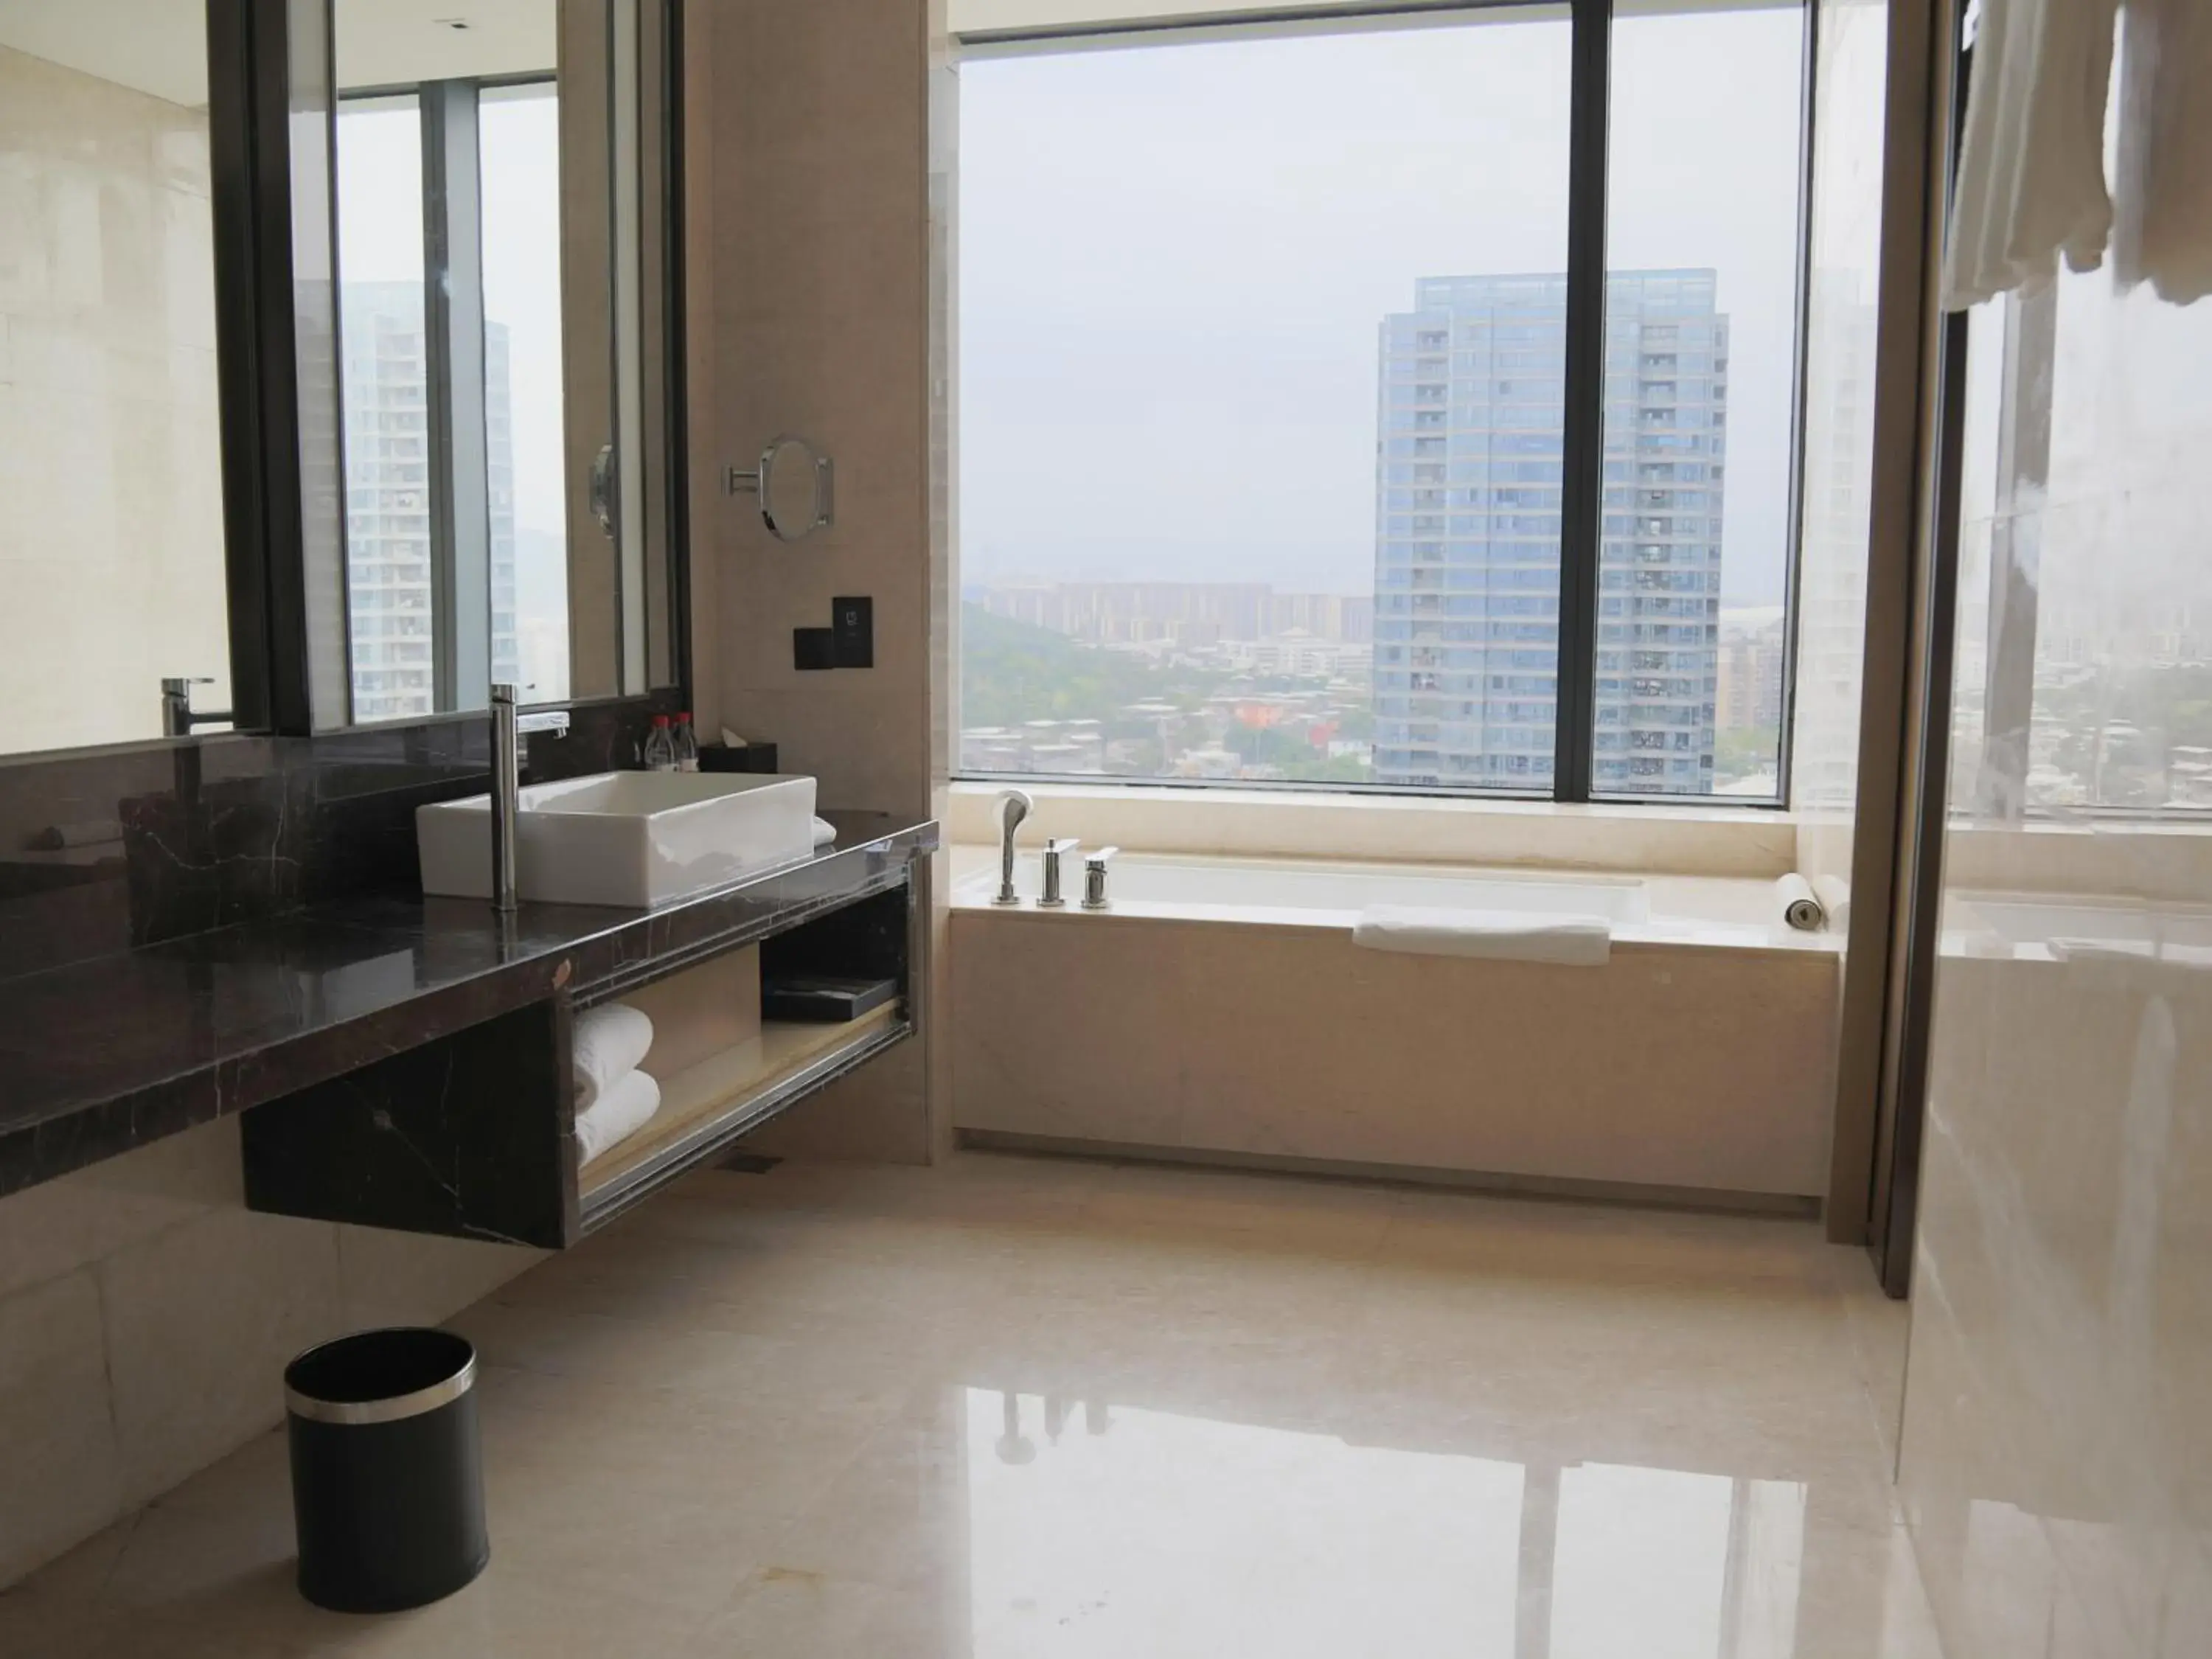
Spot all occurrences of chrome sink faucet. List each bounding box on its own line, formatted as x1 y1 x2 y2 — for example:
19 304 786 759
993 789 1033 906
489 683 571 914
159 676 232 737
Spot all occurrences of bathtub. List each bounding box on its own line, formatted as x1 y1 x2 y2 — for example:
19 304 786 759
950 849 1840 1206
961 852 1652 926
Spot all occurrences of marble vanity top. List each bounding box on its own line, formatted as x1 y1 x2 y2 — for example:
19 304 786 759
0 811 937 1199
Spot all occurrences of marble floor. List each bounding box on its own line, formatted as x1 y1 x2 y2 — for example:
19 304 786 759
0 1154 1944 1658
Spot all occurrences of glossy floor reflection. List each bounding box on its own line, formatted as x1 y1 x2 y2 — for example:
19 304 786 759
0 1154 1944 1658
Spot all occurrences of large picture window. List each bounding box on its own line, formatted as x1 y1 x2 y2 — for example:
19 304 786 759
953 0 1809 802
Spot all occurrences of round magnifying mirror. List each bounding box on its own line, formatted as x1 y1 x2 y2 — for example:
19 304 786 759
755 435 834 543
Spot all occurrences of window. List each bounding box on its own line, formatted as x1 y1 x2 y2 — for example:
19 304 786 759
337 98 434 722
954 0 1809 802
479 87 570 704
338 81 568 723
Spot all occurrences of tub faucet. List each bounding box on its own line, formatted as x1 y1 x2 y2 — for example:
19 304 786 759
1082 846 1118 911
992 790 1033 906
1039 839 1080 908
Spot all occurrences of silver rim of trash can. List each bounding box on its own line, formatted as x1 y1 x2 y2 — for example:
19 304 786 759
284 1338 478 1425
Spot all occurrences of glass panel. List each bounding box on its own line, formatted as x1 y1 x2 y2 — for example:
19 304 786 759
480 86 568 703
335 97 432 723
1952 268 2212 817
1596 0 1808 799
958 11 1573 787
0 0 234 753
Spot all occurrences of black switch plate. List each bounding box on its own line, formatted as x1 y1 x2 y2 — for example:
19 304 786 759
793 627 836 670
831 596 874 669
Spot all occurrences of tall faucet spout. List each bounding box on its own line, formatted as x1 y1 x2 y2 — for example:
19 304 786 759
491 684 521 914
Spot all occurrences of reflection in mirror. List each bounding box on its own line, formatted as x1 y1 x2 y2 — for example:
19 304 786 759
0 0 234 753
330 0 669 724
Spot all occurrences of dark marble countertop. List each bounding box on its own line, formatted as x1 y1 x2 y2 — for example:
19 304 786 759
0 811 938 1199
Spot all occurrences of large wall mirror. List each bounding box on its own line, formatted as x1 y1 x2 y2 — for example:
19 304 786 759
330 0 677 722
0 0 679 762
0 1 237 753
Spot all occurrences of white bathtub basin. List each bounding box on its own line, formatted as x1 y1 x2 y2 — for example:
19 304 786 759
417 771 818 908
961 851 1650 925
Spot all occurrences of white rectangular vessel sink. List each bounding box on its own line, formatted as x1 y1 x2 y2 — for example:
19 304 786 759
417 771 819 908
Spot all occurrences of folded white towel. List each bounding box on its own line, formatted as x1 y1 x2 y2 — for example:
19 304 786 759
575 1067 662 1166
574 1002 654 1112
2048 938 2212 970
1352 905 1612 967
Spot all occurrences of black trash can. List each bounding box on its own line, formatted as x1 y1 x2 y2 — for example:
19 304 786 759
283 1328 489 1613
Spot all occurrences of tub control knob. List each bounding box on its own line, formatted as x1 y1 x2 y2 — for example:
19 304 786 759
1039 839 1080 908
1081 847 1118 911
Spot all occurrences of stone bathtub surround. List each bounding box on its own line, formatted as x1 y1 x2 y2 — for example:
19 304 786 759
0 813 937 1201
947 848 1841 1204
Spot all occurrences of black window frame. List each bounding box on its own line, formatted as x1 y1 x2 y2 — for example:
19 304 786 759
950 0 1816 810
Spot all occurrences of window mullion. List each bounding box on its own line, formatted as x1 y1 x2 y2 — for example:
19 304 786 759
422 79 493 713
1553 0 1611 803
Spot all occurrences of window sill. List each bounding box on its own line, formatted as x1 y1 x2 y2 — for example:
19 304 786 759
945 779 1798 878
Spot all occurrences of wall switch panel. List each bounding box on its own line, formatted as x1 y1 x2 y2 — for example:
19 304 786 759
831 596 874 669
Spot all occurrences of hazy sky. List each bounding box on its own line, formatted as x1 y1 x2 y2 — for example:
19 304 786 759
957 7 1806 604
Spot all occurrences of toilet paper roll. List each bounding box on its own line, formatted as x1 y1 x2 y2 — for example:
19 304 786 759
1776 872 1826 932
1811 874 1851 933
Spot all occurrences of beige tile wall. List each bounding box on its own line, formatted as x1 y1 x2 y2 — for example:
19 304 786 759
0 44 232 755
0 1120 540 1587
686 0 953 1164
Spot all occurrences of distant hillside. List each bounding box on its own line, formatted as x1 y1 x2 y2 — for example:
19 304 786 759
958 603 1224 729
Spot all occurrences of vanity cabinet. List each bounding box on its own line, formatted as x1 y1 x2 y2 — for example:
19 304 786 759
239 873 921 1248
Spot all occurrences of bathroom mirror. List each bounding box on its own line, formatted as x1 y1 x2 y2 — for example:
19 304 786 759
731 437 838 544
0 0 240 753
324 0 678 723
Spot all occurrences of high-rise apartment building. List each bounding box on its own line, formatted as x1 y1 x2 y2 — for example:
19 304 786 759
338 282 519 721
1371 271 1725 793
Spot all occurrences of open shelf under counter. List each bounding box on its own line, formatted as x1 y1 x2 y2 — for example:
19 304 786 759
578 1004 908 1227
227 813 936 1248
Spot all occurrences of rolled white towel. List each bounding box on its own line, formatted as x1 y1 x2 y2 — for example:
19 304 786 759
1776 873 1824 931
812 815 837 848
1352 905 1611 967
575 1068 662 1166
1812 874 1851 933
574 1002 654 1112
